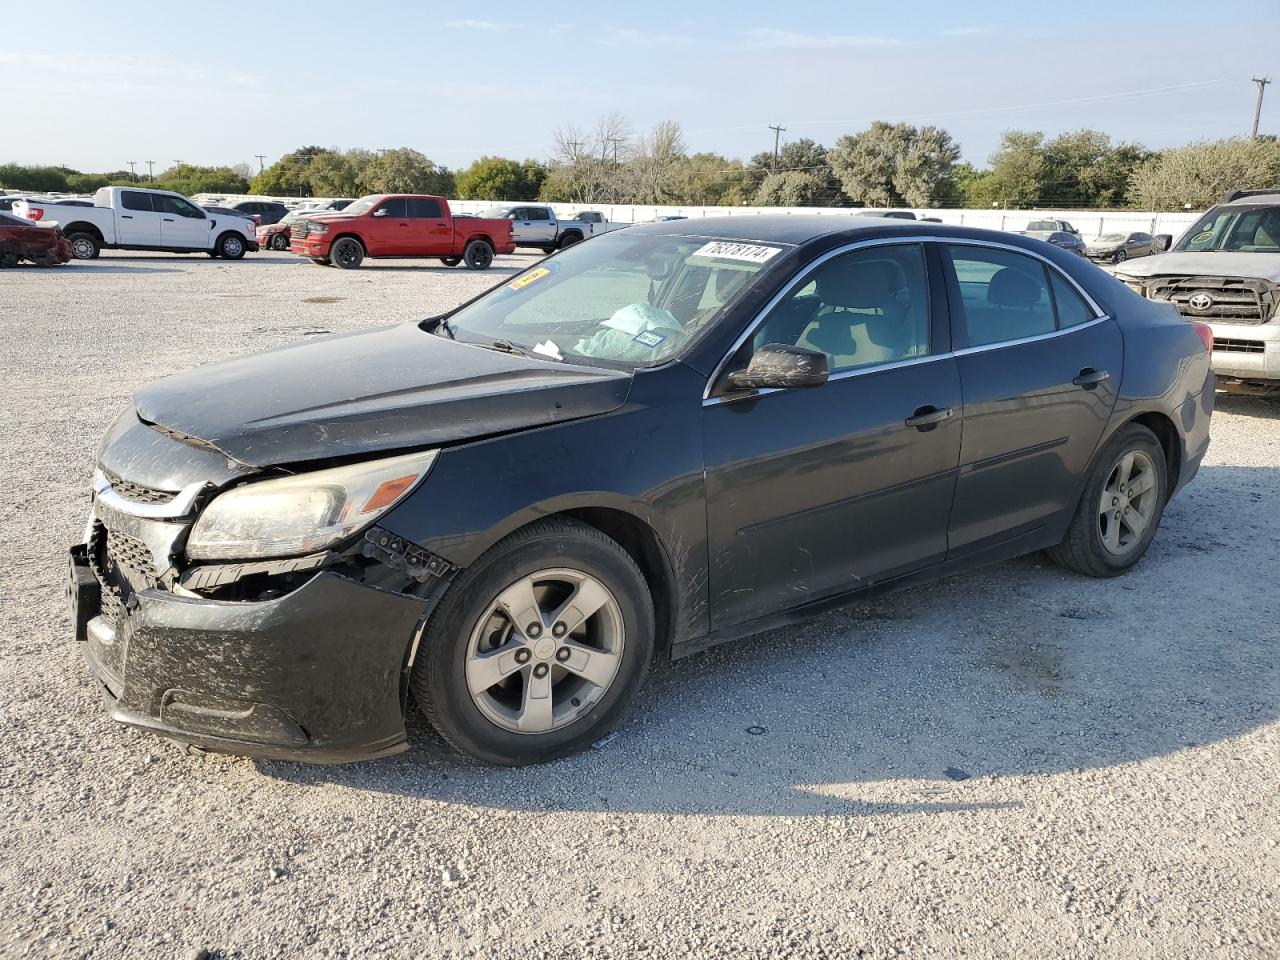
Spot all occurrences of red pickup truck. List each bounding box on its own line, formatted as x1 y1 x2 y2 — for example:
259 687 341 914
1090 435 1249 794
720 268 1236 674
290 194 515 270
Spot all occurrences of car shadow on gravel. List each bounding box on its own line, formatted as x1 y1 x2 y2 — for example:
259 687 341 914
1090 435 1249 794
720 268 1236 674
1214 393 1280 419
258 463 1279 817
67 264 183 274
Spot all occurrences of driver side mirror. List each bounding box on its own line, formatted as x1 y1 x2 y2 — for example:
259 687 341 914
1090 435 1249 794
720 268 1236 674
1152 234 1172 252
727 343 828 391
373 208 388 217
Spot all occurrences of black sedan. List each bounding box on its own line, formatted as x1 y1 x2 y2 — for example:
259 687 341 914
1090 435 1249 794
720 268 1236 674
68 218 1214 766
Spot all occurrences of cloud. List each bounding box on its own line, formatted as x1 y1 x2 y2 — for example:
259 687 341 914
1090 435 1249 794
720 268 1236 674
743 28 904 50
600 27 692 47
444 19 508 30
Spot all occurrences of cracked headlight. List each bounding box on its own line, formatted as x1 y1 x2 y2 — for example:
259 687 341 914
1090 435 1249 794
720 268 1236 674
187 450 438 561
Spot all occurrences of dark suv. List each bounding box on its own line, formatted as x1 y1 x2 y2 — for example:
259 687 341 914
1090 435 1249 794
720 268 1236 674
230 200 289 225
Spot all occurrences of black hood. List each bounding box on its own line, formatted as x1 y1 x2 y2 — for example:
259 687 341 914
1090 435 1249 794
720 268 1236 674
133 323 632 468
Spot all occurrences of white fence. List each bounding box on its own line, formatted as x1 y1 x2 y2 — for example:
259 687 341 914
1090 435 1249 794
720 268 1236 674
192 193 1203 240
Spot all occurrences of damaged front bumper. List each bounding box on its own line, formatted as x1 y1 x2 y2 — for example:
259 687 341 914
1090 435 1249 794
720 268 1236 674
71 556 432 763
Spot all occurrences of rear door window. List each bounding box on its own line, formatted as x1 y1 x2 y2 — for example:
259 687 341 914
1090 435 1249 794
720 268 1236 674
526 207 551 221
945 246 1055 347
408 198 443 218
121 191 155 212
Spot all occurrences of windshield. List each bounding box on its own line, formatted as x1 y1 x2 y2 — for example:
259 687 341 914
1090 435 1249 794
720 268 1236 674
341 195 382 217
437 233 787 367
1177 205 1280 253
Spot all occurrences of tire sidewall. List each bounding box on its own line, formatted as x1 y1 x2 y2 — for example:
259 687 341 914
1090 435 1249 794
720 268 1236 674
1079 426 1167 571
218 233 246 259
415 527 653 765
332 237 363 269
68 232 99 260
463 240 494 270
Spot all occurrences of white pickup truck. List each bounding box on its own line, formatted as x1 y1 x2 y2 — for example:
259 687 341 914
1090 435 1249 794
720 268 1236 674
484 204 625 253
13 186 258 260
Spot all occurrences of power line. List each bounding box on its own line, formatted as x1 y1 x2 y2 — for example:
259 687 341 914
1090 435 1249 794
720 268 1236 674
1252 76 1271 139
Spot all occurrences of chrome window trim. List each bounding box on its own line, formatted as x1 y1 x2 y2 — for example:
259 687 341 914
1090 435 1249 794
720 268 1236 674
701 234 1109 401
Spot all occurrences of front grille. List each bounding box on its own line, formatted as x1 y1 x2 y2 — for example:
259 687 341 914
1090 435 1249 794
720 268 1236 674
90 523 160 625
292 221 310 239
1146 276 1275 324
104 470 175 505
1213 337 1266 353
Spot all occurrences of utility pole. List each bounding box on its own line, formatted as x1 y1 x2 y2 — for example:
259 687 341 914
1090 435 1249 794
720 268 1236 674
255 154 267 174
768 124 786 172
173 160 184 179
145 160 155 181
1252 76 1271 139
566 139 583 162
126 161 137 181
605 138 622 163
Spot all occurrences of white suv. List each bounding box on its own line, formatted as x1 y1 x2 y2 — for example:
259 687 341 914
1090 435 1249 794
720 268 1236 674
1114 190 1280 397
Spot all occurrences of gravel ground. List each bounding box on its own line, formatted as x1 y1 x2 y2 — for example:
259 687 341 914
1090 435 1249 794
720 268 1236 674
1 251 1277 960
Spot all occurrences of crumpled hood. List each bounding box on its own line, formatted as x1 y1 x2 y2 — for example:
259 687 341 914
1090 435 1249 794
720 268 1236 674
133 323 632 468
1115 251 1280 284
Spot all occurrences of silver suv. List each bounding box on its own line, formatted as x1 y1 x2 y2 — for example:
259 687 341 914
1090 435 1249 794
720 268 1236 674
1114 190 1280 396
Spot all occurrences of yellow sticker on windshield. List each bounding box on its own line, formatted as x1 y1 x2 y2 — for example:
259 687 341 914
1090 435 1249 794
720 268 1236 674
509 267 550 290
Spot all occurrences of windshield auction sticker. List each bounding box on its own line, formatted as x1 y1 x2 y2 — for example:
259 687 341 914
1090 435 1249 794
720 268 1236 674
692 241 782 264
509 266 551 290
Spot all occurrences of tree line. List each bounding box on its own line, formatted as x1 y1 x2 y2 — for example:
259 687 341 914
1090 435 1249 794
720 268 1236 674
5 120 1279 210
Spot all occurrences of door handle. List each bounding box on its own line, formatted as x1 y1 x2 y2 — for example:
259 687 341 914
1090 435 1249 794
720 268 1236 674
905 405 954 429
1072 368 1110 388
121 215 133 219
162 218 174 222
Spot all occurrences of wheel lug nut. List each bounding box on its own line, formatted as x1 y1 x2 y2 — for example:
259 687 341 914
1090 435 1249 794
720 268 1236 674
532 663 549 678
556 647 571 662
552 622 567 637
526 623 541 638
514 648 531 664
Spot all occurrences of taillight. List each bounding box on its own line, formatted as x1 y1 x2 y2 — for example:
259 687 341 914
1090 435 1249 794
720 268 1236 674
1191 321 1213 352
28 207 43 221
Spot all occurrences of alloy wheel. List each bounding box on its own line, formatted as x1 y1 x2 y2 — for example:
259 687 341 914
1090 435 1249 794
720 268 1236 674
464 567 625 734
1098 449 1158 556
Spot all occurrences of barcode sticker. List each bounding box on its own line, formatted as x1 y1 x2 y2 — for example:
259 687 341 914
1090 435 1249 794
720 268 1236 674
692 241 782 264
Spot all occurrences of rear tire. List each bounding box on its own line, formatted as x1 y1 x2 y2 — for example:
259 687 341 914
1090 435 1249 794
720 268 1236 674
271 233 290 251
558 232 583 249
410 517 654 766
440 256 461 267
1047 424 1168 577
463 239 494 270
216 232 246 260
331 237 364 269
67 232 100 260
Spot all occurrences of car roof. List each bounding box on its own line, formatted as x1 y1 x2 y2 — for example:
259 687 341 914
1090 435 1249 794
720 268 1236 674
617 214 1047 249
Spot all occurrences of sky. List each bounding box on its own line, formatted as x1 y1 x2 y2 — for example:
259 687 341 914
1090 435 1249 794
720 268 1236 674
7 0 1278 174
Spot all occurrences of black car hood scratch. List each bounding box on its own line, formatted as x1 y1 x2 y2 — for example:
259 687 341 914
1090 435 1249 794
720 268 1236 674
133 323 632 468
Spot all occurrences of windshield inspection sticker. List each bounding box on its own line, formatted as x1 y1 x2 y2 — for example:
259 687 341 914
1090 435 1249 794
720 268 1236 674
632 330 667 349
508 266 551 291
692 241 782 264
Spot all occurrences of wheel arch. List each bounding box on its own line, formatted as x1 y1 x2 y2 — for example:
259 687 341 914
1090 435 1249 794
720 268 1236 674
330 232 367 253
445 496 681 659
466 233 496 250
63 221 104 241
1126 410 1182 497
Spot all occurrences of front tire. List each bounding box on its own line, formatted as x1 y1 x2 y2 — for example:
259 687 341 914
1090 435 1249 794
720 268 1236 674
1112 249 1127 264
271 233 290 251
440 256 461 267
410 518 654 765
1047 423 1168 577
67 232 100 260
216 232 246 259
463 238 495 270
331 237 364 269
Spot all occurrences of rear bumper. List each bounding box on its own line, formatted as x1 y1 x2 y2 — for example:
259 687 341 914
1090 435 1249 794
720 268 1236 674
73 558 429 763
